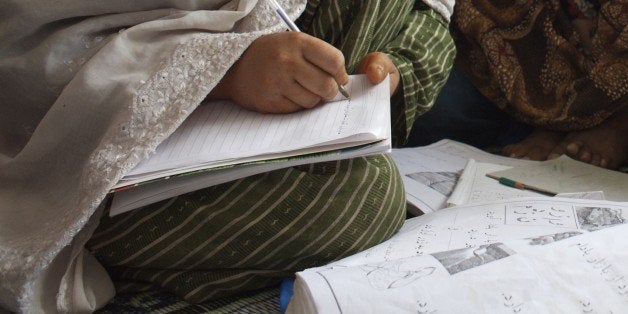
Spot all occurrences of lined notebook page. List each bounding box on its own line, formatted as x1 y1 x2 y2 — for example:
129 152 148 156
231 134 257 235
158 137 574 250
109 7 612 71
124 75 390 179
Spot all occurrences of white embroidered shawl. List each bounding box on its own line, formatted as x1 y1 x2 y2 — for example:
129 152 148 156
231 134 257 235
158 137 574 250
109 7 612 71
0 0 453 312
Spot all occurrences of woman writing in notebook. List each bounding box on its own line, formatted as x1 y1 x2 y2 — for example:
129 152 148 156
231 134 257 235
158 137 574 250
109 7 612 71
0 0 454 311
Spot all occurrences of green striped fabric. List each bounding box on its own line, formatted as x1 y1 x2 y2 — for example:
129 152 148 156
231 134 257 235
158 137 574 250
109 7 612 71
298 0 455 146
97 287 282 313
88 0 455 307
90 156 406 303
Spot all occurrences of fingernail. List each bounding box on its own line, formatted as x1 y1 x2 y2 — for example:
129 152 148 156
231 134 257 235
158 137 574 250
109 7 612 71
375 65 384 77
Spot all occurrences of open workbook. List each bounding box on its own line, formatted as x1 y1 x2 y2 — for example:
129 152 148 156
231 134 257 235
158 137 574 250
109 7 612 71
109 75 391 215
390 140 536 215
286 197 628 313
390 141 628 215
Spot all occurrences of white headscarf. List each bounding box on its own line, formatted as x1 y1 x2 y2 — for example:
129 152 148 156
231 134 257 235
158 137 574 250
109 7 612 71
424 0 455 22
0 0 307 311
0 0 453 311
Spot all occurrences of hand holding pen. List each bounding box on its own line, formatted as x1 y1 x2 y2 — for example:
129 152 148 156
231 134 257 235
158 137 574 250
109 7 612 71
269 0 350 99
207 2 350 114
208 36 349 114
270 0 400 97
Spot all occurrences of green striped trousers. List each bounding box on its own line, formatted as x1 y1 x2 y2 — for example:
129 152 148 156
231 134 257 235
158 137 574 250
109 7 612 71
88 0 454 305
88 155 406 302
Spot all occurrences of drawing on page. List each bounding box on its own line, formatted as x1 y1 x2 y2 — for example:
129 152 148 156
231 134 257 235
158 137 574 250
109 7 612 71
526 231 583 245
431 243 515 275
576 207 624 231
405 171 460 196
361 260 437 289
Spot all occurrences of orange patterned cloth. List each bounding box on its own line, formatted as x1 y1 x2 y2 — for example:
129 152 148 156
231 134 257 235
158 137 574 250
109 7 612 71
452 0 627 131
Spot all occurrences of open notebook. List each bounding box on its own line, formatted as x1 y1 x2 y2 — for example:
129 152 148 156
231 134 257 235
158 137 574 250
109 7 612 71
287 197 628 313
109 75 391 215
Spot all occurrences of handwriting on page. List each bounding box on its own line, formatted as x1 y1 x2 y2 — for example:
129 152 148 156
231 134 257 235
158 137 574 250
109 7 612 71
506 204 578 227
294 201 628 314
336 76 383 135
468 190 534 203
126 75 388 175
500 293 525 313
332 198 628 276
414 224 437 256
570 241 628 301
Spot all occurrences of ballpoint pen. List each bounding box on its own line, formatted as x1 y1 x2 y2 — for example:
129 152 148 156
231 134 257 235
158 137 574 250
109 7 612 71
269 0 351 99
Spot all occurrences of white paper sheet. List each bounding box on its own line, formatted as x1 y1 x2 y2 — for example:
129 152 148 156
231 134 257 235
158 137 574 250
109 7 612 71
119 75 390 185
391 140 533 215
109 139 391 216
487 155 628 202
109 75 392 215
288 197 628 314
447 160 543 207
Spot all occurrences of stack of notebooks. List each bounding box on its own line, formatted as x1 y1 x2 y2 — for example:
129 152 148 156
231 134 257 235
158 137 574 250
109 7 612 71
109 75 392 215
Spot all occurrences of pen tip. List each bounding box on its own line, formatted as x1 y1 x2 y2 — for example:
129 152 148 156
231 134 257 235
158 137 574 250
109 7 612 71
339 85 350 99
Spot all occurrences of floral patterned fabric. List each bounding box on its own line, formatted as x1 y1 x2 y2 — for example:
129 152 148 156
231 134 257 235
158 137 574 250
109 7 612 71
452 0 627 131
560 0 600 20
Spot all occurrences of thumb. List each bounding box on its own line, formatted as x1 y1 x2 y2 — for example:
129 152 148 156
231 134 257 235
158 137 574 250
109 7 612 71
356 52 391 85
366 62 387 85
357 52 400 95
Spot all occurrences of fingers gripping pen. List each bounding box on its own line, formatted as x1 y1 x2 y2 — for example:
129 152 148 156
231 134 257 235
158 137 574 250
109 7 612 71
268 0 351 99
